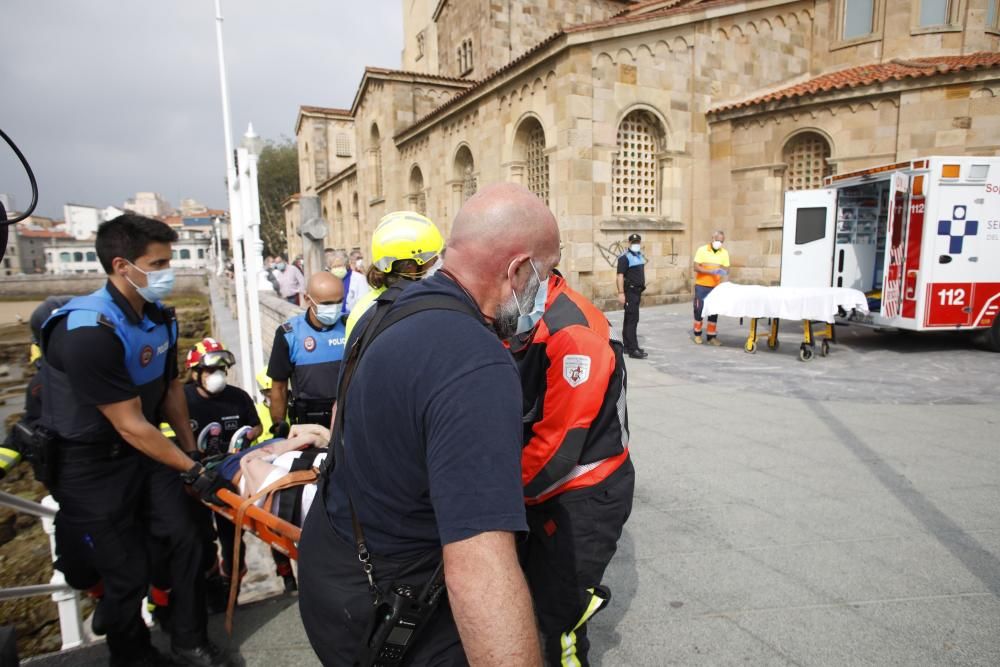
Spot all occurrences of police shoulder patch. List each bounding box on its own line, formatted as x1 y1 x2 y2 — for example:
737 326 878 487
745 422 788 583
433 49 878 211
281 321 294 333
563 354 591 388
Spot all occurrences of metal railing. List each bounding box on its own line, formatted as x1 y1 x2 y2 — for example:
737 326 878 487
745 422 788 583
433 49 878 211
0 491 86 650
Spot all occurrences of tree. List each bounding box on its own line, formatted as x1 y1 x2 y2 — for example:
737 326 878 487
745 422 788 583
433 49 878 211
256 137 298 257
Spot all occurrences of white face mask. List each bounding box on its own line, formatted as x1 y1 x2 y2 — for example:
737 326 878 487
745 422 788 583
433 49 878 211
712 240 723 250
355 259 364 269
203 370 227 395
629 244 641 254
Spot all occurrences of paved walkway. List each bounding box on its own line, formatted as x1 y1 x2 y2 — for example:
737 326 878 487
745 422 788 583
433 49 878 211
30 303 1000 666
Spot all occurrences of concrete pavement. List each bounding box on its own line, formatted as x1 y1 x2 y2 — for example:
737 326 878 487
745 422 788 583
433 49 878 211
29 302 1000 666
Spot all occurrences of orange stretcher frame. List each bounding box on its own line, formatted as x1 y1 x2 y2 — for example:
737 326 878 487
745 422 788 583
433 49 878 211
210 487 302 560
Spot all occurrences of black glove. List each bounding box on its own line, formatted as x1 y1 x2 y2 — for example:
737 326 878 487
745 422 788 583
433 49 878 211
186 449 204 464
181 463 233 506
270 421 290 439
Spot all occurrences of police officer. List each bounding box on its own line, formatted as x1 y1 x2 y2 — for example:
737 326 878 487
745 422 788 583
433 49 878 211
616 232 648 359
38 213 231 667
267 271 347 434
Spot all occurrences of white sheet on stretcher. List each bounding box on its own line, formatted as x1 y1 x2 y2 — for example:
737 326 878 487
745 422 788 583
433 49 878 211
237 449 326 516
702 282 869 324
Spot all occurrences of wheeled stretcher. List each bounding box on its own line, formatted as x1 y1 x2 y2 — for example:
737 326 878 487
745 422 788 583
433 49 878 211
702 283 869 361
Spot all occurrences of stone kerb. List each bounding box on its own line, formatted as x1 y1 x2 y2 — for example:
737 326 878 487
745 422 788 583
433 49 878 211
1 270 208 298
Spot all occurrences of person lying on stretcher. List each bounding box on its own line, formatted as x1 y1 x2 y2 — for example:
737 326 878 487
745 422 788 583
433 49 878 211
206 423 330 527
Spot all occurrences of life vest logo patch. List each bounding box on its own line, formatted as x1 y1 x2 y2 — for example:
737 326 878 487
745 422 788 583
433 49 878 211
563 355 591 388
304 336 316 352
140 345 154 367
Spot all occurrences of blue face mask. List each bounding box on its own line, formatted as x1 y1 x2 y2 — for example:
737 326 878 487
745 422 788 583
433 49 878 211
275 262 287 271
127 261 176 303
313 301 343 326
514 261 548 335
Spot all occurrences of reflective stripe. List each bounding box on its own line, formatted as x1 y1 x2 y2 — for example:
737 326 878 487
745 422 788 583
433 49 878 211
573 588 608 632
530 458 608 501
560 631 582 667
0 447 20 469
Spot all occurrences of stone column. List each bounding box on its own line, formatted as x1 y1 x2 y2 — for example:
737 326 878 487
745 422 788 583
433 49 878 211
298 194 328 277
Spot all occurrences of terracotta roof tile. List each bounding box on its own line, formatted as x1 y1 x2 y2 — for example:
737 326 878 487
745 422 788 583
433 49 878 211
363 66 472 85
16 228 74 239
565 0 739 33
711 52 1000 113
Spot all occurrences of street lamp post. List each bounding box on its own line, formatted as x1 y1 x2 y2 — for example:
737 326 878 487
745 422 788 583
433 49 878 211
238 123 265 377
213 0 253 393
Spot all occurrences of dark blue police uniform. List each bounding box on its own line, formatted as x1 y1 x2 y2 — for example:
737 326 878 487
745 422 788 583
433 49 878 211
267 312 347 426
40 283 206 661
297 273 529 665
616 249 646 354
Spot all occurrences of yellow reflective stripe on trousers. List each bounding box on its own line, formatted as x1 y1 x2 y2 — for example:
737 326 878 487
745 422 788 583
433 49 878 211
560 588 607 666
560 631 582 667
0 447 20 469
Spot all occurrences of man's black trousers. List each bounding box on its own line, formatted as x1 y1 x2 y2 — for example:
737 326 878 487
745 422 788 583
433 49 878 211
519 459 635 666
298 499 468 666
622 288 642 353
51 449 207 659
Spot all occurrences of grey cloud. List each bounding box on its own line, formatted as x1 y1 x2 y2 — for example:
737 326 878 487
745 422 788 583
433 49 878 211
0 1 401 218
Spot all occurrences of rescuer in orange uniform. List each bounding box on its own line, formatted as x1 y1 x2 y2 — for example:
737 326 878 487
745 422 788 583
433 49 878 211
509 268 635 667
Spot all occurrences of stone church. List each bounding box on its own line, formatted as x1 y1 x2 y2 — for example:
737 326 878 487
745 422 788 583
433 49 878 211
284 0 1000 307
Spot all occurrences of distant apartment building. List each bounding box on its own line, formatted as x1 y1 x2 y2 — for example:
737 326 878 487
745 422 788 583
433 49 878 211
63 204 103 240
123 192 172 218
3 232 20 276
16 226 74 274
45 235 212 274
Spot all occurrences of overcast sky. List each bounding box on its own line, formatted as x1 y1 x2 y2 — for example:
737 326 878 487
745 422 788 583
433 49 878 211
0 1 402 219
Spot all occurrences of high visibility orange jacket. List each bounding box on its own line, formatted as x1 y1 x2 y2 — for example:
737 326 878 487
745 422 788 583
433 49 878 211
510 274 630 505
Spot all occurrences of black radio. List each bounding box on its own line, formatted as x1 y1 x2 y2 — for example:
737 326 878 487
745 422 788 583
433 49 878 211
358 572 446 667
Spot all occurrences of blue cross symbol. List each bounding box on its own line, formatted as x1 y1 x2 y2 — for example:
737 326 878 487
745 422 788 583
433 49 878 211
937 205 978 254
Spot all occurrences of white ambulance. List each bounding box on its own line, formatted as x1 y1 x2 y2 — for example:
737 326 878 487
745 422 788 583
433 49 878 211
780 156 1000 351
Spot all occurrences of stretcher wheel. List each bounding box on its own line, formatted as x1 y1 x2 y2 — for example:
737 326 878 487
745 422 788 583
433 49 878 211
820 340 830 357
798 345 814 362
767 339 778 351
744 340 756 353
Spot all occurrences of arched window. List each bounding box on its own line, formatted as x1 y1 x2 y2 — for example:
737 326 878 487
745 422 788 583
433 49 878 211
409 165 427 215
73 252 84 262
613 110 664 215
783 132 833 191
454 146 477 202
515 117 549 205
370 124 383 198
85 251 96 262
180 249 191 260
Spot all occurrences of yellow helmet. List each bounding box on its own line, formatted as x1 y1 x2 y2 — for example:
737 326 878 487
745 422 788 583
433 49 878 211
256 369 273 391
371 211 444 273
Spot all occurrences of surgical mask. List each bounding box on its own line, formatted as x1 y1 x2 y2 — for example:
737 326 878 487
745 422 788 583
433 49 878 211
712 240 723 250
203 370 227 395
275 262 287 271
355 259 364 269
313 301 343 326
330 266 348 279
126 261 176 303
630 244 641 253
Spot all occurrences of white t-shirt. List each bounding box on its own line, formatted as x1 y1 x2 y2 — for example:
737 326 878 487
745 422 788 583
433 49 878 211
345 271 372 312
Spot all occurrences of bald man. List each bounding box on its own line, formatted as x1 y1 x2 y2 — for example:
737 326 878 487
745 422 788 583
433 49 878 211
266 271 347 434
299 183 553 666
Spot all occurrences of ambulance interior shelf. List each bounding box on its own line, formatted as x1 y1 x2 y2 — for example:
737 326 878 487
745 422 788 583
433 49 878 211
834 181 890 311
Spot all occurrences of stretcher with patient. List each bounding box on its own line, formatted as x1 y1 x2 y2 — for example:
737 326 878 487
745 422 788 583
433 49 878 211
198 424 330 630
701 282 869 361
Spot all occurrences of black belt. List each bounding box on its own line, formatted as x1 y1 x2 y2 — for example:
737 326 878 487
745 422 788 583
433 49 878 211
57 440 135 463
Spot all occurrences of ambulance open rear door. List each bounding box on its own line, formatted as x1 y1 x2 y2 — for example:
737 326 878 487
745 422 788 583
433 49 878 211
780 189 836 288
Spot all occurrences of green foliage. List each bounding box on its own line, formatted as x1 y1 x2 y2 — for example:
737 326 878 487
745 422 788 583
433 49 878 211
256 137 298 257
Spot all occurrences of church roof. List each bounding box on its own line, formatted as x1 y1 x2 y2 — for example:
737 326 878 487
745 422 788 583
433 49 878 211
710 52 1000 114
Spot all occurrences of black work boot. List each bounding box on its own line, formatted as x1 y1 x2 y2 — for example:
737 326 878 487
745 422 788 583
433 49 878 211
172 640 233 666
